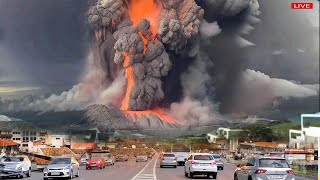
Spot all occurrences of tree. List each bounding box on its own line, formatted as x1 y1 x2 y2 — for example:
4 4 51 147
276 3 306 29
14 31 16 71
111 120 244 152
240 125 278 142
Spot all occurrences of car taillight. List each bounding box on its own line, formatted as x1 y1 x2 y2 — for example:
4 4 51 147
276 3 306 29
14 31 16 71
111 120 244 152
255 169 267 174
191 161 199 164
210 162 216 165
287 170 294 174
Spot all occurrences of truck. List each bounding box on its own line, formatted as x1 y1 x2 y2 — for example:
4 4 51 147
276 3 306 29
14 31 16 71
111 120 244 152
172 151 189 166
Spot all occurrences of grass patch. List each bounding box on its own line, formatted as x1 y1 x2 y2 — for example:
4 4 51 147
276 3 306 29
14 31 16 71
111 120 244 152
291 165 318 178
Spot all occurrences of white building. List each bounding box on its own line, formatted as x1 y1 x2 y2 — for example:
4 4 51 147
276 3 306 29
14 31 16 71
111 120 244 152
45 133 71 148
207 127 243 152
289 127 320 149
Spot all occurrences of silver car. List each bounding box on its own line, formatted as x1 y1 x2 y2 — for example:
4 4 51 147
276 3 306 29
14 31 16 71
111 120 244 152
212 154 224 170
136 155 148 162
160 153 177 168
234 156 295 180
43 157 80 180
0 156 31 178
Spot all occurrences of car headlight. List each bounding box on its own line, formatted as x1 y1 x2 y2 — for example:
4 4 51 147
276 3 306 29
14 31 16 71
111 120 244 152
17 166 23 171
63 165 71 170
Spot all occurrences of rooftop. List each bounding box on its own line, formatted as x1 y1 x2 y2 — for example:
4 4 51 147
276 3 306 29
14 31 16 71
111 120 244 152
0 138 20 146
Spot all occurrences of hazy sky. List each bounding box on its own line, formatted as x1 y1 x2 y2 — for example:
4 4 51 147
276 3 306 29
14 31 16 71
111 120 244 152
0 0 319 97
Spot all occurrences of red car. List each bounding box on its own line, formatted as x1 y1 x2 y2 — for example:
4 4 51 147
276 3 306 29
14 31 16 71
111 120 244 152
86 154 106 170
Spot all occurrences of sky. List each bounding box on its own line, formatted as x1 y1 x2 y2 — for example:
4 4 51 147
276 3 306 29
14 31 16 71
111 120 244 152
0 0 319 116
0 0 89 94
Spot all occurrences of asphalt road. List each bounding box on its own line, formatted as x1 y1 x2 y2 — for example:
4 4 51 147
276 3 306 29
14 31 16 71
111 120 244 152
2 156 316 180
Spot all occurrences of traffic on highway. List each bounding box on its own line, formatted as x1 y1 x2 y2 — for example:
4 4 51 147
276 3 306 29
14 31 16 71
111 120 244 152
0 150 313 180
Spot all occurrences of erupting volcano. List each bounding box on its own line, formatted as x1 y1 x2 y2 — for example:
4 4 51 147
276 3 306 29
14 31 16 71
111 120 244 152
129 0 160 36
87 0 204 125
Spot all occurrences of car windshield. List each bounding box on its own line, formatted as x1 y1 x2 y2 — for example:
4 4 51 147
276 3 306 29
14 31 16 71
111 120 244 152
2 157 22 162
259 159 289 168
164 154 175 157
90 154 102 159
212 155 221 159
50 158 71 164
194 155 213 160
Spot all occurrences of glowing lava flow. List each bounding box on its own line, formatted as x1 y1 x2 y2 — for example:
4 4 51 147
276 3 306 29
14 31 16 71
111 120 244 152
123 108 181 125
129 0 160 36
122 1 179 124
121 52 134 110
139 32 148 54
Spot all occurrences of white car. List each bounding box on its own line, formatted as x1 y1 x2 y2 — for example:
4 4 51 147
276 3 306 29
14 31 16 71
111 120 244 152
0 156 32 178
184 153 218 179
43 157 80 180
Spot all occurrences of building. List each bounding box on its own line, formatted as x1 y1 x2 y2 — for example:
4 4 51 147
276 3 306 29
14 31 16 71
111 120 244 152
0 115 47 151
289 127 320 149
207 127 243 152
0 138 20 155
27 139 51 154
45 133 71 148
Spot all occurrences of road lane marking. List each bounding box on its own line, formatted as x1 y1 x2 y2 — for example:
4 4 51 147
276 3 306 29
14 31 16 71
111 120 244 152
131 154 158 180
153 155 158 180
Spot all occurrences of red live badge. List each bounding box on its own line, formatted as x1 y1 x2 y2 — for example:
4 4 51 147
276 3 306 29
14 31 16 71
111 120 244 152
291 2 314 9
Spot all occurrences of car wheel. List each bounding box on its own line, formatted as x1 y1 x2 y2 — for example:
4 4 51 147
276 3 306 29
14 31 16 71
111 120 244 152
68 170 73 179
27 169 31 177
212 172 217 179
234 174 239 180
17 175 23 179
76 168 80 177
221 167 224 170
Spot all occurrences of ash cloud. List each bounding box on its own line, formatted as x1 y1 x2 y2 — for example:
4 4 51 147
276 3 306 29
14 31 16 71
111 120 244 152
231 69 319 113
199 20 221 39
169 53 221 126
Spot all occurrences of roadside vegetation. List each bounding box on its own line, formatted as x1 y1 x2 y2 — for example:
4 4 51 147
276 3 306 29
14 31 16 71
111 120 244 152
239 120 320 142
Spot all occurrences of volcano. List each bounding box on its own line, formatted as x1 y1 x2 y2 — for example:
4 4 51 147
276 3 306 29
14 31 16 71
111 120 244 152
77 104 181 131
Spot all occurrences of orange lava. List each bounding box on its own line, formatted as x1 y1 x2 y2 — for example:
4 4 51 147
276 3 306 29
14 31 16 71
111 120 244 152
123 108 181 125
129 0 160 36
138 32 148 54
121 52 134 110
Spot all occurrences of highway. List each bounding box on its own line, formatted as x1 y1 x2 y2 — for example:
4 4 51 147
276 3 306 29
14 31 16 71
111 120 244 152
3 156 316 180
